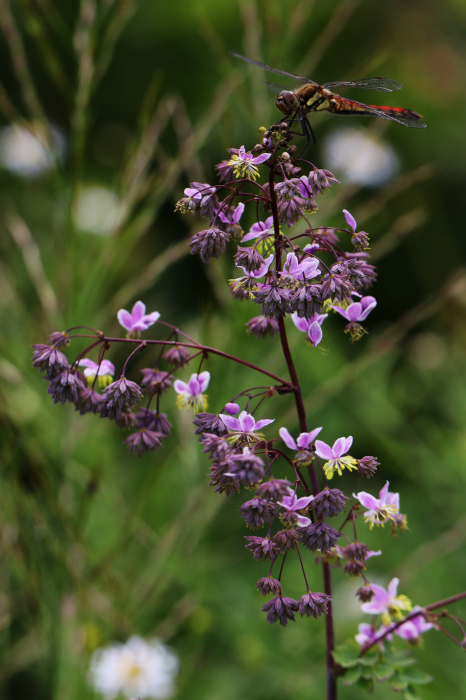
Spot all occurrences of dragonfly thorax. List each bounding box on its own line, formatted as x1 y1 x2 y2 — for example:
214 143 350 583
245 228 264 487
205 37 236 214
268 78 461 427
275 90 301 115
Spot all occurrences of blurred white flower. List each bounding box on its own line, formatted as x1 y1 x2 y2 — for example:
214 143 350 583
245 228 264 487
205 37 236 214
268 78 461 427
88 636 179 699
0 123 65 176
74 185 122 235
322 127 400 187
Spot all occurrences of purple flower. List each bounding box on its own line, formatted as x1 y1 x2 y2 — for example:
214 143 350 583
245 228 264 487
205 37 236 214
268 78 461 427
99 378 142 421
279 252 320 282
361 577 412 626
193 412 227 436
246 315 279 339
218 202 245 226
189 228 230 263
224 446 265 486
394 607 433 641
117 301 160 334
174 371 210 412
219 410 274 440
236 254 274 280
239 497 275 529
312 488 348 518
32 344 69 377
228 145 271 181
355 623 392 649
279 426 322 451
245 535 280 561
78 359 115 389
353 481 400 529
256 577 282 597
291 312 327 348
315 436 358 479
298 591 331 618
223 402 240 415
277 487 314 527
331 295 377 322
125 428 164 456
343 209 357 233
343 209 370 251
261 595 298 626
242 216 274 243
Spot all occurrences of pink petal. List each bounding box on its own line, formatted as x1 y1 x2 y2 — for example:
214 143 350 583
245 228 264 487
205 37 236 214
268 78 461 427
308 321 323 347
279 427 297 450
354 491 379 511
366 549 382 559
343 209 357 233
291 313 310 333
188 376 202 395
251 153 272 164
395 621 418 640
239 411 256 433
315 440 334 460
117 309 133 331
358 301 377 321
361 295 376 309
386 491 400 510
254 418 275 430
100 360 115 375
174 379 190 394
198 371 211 392
78 359 98 369
343 436 353 453
293 495 314 510
388 578 399 599
361 584 389 614
378 481 390 504
233 202 245 223
332 437 347 458
131 301 146 322
296 426 323 448
141 311 160 327
219 414 241 431
296 515 311 527
346 302 363 322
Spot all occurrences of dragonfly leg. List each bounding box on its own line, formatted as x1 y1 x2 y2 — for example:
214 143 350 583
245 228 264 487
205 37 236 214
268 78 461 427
297 116 316 158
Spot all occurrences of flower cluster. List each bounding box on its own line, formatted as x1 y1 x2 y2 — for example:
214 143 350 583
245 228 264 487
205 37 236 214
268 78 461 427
31 114 455 698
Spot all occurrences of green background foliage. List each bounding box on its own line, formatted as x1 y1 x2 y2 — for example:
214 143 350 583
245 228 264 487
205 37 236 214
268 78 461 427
0 0 465 698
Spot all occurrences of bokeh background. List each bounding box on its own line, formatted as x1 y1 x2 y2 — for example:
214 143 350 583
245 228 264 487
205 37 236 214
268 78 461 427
0 0 465 698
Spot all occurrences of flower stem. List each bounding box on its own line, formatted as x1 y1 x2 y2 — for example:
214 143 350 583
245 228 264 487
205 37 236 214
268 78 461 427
268 154 337 700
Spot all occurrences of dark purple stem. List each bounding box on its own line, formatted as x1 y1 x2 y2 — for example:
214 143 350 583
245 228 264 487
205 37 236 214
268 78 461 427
268 154 337 700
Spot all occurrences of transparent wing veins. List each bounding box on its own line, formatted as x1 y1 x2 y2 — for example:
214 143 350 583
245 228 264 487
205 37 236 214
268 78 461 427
323 77 402 92
229 51 318 86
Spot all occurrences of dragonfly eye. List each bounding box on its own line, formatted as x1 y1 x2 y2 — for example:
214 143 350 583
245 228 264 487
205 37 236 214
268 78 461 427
275 91 299 115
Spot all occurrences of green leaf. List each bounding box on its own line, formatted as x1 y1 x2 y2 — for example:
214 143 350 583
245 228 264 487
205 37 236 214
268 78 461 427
373 661 395 682
401 668 433 685
359 650 380 667
342 666 362 686
390 673 409 691
387 650 417 669
333 645 360 668
361 666 374 679
357 676 375 692
404 687 422 700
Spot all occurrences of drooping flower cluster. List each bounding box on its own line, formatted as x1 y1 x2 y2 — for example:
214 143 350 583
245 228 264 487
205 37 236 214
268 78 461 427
31 114 447 693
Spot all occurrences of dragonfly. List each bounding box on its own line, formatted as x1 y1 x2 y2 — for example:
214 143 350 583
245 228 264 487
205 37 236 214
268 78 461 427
230 52 426 153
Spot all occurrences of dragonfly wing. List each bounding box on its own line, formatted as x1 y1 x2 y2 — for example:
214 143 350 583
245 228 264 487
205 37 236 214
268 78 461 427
365 104 427 128
332 97 427 128
265 80 293 93
323 77 402 92
229 51 318 86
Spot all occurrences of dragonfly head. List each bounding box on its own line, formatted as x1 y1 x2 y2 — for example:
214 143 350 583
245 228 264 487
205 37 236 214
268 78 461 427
275 90 300 115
